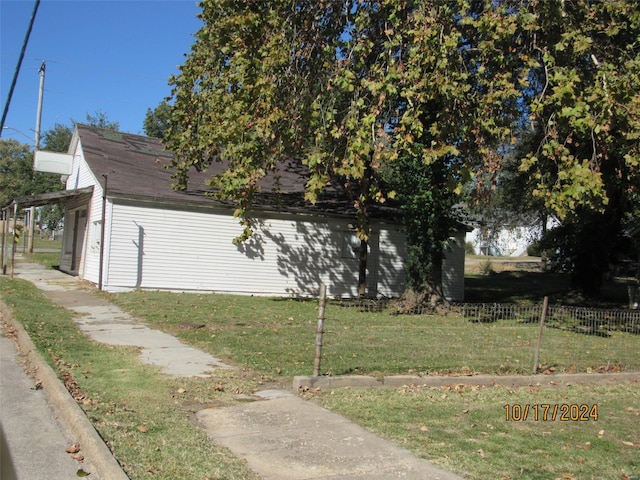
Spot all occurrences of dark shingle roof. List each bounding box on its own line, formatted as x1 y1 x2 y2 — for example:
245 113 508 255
76 124 396 219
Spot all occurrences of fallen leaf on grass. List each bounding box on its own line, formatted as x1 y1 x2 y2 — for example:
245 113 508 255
621 441 637 447
136 425 148 433
420 426 429 432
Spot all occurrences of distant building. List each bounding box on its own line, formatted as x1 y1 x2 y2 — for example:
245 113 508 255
465 212 559 257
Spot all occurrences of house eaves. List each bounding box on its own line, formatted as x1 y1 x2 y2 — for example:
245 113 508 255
105 189 398 222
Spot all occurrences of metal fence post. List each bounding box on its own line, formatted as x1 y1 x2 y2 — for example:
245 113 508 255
532 296 549 374
313 284 327 377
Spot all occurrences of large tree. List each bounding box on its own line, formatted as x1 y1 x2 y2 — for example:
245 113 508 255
0 139 62 205
507 0 640 295
165 0 525 299
165 0 639 299
0 125 70 233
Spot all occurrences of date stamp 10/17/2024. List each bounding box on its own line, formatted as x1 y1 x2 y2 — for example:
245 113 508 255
504 404 599 422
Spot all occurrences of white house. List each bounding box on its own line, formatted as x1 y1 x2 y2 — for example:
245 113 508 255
32 125 468 300
465 213 559 257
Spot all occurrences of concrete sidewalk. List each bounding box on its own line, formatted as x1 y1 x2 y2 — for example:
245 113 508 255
197 393 459 479
3 260 464 480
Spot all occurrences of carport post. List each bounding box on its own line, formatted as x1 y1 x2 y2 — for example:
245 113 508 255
10 202 18 278
1 207 6 274
27 206 35 253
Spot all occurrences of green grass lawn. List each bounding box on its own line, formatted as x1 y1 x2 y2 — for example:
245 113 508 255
104 290 640 377
315 382 640 480
1 259 639 480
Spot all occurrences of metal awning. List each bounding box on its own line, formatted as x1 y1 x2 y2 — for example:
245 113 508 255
7 186 94 209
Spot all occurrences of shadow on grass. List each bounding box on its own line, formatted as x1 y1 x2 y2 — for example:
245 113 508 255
465 270 632 307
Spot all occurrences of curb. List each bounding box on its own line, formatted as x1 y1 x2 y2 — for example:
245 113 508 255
293 371 640 391
0 302 130 480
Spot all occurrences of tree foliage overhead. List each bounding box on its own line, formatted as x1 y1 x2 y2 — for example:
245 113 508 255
518 0 640 219
165 0 640 298
164 0 525 297
500 0 640 294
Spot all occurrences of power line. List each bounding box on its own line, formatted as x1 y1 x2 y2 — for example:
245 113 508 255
0 0 40 136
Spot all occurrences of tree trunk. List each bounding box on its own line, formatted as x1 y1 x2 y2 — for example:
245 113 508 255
358 238 368 297
569 212 619 298
396 252 449 313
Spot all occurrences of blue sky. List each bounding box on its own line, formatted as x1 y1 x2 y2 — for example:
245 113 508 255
1 0 202 145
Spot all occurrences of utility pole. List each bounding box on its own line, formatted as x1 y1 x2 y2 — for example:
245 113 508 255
28 61 45 253
34 61 45 149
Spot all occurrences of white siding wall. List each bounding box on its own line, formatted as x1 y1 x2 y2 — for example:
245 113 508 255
80 192 106 284
66 140 99 192
442 232 466 302
378 227 407 297
102 201 407 298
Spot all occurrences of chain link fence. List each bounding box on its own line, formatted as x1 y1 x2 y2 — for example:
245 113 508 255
456 303 640 333
315 298 640 376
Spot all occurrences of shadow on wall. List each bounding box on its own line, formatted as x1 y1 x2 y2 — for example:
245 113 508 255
235 232 265 261
133 222 145 288
253 218 376 297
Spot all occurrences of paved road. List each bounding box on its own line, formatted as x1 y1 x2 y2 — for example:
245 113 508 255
0 330 98 479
